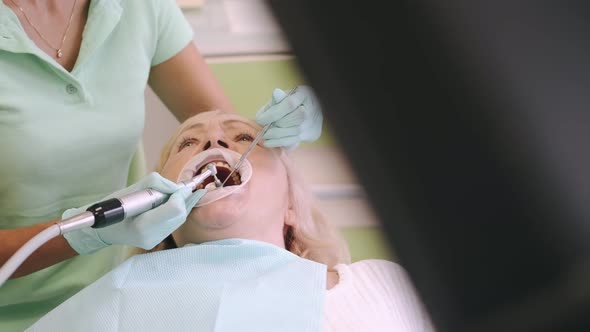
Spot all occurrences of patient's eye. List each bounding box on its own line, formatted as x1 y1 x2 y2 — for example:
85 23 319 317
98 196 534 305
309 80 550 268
178 137 199 151
234 132 255 142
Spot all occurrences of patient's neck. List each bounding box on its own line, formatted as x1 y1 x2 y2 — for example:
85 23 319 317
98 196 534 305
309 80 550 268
187 223 286 250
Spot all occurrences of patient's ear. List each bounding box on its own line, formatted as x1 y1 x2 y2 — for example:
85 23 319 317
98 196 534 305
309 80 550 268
284 206 296 227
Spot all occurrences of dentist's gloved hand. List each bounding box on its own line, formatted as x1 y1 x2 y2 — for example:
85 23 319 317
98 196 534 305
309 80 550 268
256 85 323 149
63 172 206 255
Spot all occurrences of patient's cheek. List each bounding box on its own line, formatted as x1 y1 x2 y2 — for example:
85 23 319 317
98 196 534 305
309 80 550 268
159 162 183 182
159 169 172 181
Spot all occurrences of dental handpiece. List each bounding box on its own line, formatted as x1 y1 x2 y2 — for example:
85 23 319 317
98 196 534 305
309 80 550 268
0 164 219 287
58 163 218 234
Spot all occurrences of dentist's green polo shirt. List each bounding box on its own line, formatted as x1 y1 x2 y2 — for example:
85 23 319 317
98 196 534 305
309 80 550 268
0 0 193 330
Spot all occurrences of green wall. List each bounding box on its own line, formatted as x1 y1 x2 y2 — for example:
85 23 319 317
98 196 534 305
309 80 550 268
340 227 395 262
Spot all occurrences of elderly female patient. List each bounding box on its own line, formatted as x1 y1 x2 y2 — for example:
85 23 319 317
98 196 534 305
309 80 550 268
27 110 435 332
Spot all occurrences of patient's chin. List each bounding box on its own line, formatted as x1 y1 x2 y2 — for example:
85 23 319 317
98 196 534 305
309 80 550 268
187 203 244 230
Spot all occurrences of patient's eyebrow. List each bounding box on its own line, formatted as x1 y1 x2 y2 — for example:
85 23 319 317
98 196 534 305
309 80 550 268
179 123 205 135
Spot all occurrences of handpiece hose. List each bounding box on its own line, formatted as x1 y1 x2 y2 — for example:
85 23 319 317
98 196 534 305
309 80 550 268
0 164 217 287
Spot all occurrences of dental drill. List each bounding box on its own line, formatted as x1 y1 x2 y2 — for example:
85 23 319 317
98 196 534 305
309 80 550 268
0 164 221 287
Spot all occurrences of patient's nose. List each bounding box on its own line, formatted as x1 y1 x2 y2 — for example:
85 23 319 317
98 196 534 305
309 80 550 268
203 139 229 151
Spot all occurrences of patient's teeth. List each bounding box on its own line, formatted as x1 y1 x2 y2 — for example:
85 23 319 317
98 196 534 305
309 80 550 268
215 161 231 168
231 172 241 184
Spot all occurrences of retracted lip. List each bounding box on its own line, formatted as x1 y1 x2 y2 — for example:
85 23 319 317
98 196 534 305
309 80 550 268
194 160 242 190
177 148 246 191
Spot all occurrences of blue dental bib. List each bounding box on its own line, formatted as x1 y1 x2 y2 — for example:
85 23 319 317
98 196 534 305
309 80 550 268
27 239 327 332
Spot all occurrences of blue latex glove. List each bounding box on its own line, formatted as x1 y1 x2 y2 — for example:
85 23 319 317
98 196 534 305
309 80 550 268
63 172 206 255
255 85 323 149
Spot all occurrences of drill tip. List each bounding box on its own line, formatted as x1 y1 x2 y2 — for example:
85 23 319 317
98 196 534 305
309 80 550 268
207 163 218 175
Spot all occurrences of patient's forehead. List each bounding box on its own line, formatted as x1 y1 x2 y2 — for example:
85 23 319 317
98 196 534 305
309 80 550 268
179 110 259 133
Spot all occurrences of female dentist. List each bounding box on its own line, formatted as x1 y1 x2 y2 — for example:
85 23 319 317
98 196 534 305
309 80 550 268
0 0 321 330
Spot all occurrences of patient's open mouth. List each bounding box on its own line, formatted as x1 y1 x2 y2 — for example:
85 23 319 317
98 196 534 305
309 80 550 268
194 160 242 190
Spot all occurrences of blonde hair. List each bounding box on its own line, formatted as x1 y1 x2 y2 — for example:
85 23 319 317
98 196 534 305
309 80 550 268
141 111 351 269
275 149 351 268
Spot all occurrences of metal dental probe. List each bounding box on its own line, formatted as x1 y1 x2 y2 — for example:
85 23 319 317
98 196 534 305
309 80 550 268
220 123 273 187
220 87 299 188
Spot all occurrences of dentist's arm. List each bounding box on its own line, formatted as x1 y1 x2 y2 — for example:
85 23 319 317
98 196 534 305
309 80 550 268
148 41 323 149
0 221 78 279
148 42 236 122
